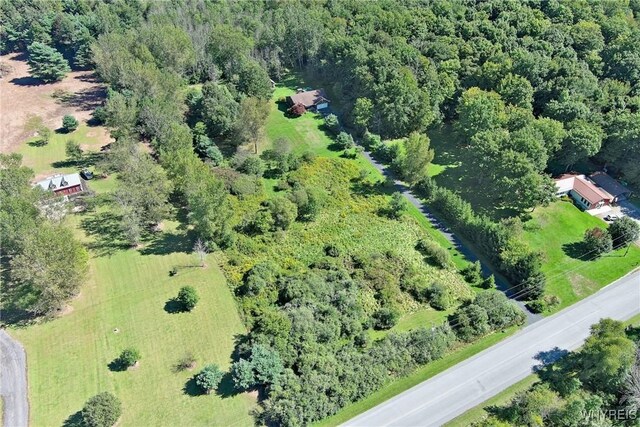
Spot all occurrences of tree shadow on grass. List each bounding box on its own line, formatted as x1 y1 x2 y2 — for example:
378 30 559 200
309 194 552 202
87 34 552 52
62 410 83 427
51 152 103 170
183 377 202 397
138 230 193 256
80 211 129 257
26 140 47 147
562 241 590 260
164 298 184 314
217 372 239 398
107 357 127 372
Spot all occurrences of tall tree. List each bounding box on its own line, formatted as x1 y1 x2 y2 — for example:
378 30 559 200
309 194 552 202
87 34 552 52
10 223 88 315
27 41 70 82
395 132 435 186
234 98 270 153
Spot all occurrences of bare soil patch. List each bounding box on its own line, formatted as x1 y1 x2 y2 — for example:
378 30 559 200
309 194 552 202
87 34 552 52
0 53 111 153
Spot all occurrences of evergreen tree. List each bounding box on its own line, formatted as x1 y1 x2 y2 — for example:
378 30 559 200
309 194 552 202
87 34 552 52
27 42 70 82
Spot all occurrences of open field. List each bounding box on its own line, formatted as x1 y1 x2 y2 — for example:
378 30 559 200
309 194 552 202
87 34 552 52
4 73 256 425
523 201 640 312
0 53 110 153
12 244 255 427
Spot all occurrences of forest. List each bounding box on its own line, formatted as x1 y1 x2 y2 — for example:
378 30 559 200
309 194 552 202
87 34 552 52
2 0 640 425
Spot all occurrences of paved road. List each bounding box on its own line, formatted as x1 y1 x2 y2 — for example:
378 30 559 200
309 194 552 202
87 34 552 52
0 330 29 427
359 149 541 324
345 270 640 427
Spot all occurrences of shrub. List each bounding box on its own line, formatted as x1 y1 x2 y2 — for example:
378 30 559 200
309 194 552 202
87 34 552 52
177 286 199 311
237 156 265 177
428 283 455 310
118 347 140 368
481 274 496 289
373 307 400 330
174 352 197 372
609 217 640 248
231 358 256 390
452 303 490 341
526 299 546 313
93 106 107 124
230 175 262 197
362 132 382 150
65 139 83 161
195 364 224 394
204 144 223 165
460 261 482 284
388 192 409 219
583 227 613 256
324 113 340 134
62 114 79 132
416 238 452 268
335 132 355 150
324 243 342 257
81 392 122 427
268 197 298 230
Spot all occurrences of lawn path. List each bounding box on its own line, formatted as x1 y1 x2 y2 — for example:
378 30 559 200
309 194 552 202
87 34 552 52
357 146 541 324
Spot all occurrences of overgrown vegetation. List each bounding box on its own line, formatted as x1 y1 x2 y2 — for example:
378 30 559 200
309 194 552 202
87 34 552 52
4 0 640 425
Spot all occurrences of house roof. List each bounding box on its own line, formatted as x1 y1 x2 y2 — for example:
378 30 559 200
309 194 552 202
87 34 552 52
572 175 612 205
588 171 632 197
288 89 330 108
35 173 82 192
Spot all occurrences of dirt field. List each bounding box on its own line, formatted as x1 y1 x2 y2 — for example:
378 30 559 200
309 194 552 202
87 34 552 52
0 52 111 153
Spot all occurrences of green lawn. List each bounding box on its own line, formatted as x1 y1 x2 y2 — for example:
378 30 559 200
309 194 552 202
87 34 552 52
524 201 640 312
17 124 106 177
12 245 255 427
315 327 519 427
8 123 256 426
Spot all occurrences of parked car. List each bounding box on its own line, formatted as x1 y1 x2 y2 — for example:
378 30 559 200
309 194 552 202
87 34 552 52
80 169 94 180
604 214 620 222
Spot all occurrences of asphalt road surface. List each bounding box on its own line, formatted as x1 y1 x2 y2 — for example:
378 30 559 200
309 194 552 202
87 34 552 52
345 270 640 427
0 330 29 427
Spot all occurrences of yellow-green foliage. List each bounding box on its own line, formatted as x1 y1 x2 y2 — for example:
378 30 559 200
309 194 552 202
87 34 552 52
223 156 471 313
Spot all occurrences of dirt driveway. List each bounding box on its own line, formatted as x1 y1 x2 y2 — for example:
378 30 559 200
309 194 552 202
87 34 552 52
0 52 110 153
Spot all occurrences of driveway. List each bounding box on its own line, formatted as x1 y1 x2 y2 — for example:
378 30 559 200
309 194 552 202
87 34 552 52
359 149 541 324
345 270 640 427
619 200 640 225
0 330 29 427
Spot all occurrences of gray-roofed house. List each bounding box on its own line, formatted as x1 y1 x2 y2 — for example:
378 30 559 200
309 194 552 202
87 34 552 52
588 171 633 203
35 173 85 197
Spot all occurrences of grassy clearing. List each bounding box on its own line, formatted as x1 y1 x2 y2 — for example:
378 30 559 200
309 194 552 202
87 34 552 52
9 125 256 426
17 124 106 177
314 326 519 427
523 201 640 312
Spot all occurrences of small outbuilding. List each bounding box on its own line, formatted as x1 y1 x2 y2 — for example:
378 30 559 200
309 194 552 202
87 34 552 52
35 173 86 197
286 89 330 111
588 171 633 203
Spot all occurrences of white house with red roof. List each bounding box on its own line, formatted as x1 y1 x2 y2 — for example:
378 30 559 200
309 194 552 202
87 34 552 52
555 174 613 213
